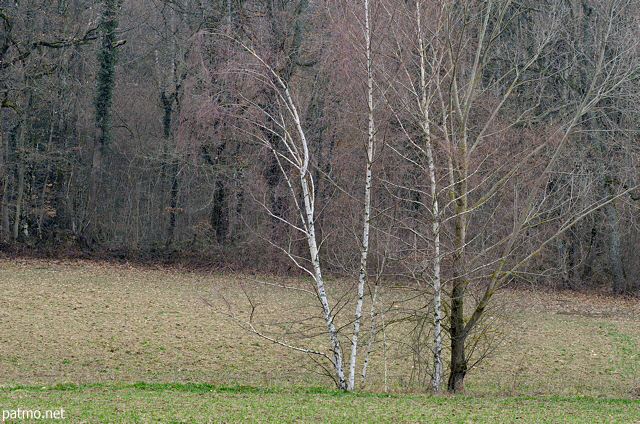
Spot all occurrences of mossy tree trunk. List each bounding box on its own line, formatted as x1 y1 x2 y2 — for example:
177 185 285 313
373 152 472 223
86 0 122 239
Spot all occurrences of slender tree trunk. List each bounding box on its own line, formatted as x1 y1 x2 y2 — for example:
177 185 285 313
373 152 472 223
12 148 24 241
303 174 347 390
584 107 627 294
580 224 597 280
166 160 179 247
602 178 626 294
448 322 467 392
160 90 181 248
415 0 443 391
87 135 102 233
210 177 228 244
36 119 54 239
360 282 378 386
348 0 374 390
265 81 347 389
282 83 347 389
0 107 7 240
556 236 572 289
12 92 30 241
428 151 442 391
449 192 470 392
0 174 6 240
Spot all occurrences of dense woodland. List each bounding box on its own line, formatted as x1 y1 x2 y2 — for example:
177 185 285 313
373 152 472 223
2 0 639 288
2 0 640 391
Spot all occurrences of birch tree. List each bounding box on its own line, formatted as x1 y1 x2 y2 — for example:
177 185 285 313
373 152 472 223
344 0 377 391
236 46 347 387
375 0 448 391
213 0 381 389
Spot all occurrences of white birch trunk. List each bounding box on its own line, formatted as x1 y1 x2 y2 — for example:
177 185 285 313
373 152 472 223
360 282 378 386
285 86 348 390
416 0 442 392
348 0 375 391
301 173 347 389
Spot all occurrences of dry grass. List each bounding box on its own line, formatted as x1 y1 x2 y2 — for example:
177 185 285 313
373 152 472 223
1 258 639 399
0 259 310 387
471 289 640 397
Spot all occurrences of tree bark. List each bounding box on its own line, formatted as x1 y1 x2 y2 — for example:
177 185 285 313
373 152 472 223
602 179 627 294
449 180 468 392
87 135 102 234
87 0 121 239
556 235 573 289
166 159 179 248
210 179 228 244
160 90 180 248
448 221 468 392
348 0 374 390
12 93 30 241
448 321 467 393
12 143 24 241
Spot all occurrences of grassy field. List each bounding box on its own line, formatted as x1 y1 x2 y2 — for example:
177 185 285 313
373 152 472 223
0 258 639 422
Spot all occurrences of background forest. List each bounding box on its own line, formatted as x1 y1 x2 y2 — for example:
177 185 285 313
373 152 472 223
2 0 640 394
1 0 639 290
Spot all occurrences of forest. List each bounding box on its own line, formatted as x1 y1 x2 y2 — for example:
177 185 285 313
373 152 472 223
1 0 640 393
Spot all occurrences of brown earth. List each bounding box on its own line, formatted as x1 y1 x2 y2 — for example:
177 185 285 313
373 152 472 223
0 258 311 387
0 258 638 397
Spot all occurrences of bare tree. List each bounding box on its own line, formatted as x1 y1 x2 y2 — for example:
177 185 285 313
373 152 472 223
214 0 383 385
436 0 640 392
375 0 640 392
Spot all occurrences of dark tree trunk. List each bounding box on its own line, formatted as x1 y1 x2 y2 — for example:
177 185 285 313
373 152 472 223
12 142 24 241
448 283 467 392
580 225 597 281
200 144 229 245
166 160 179 248
557 233 576 289
448 178 468 393
602 179 627 294
87 137 102 233
210 181 227 244
160 90 179 248
12 104 28 241
87 0 121 239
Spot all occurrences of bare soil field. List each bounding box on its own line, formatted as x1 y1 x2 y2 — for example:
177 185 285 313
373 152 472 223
1 257 639 398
